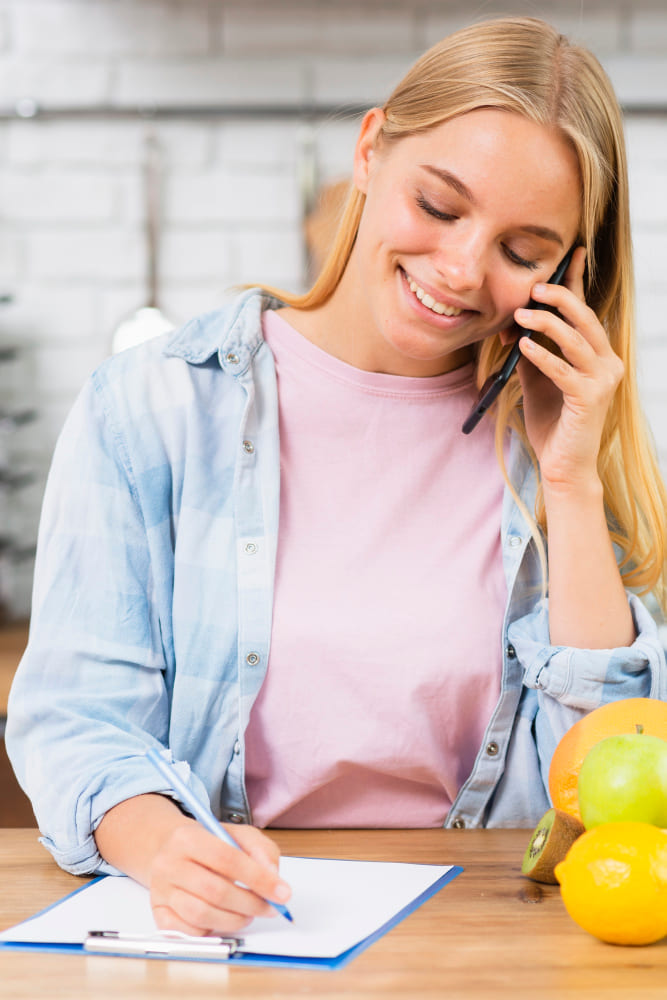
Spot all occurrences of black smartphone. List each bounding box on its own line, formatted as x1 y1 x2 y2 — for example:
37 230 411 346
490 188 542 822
461 244 577 434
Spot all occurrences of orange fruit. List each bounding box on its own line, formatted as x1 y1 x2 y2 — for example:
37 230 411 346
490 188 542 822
548 698 667 821
555 822 667 945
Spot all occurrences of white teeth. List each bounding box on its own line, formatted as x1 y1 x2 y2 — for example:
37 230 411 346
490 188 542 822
406 275 462 316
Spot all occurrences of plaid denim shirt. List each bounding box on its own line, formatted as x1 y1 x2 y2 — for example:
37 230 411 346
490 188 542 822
7 288 666 876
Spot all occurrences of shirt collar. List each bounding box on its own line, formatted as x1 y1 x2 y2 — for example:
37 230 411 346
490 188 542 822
161 287 284 373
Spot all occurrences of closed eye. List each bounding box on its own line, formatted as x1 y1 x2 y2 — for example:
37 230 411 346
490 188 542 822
503 245 540 271
418 192 544 272
416 194 457 222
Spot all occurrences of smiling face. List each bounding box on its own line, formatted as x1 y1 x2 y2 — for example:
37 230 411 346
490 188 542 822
329 107 582 377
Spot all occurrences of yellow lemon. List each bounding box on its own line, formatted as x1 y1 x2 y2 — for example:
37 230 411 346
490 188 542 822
554 822 667 946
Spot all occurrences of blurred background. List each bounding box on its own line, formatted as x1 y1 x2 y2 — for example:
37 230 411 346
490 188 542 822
0 0 666 821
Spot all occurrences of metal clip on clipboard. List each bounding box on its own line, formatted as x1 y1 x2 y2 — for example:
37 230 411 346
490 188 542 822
84 929 243 959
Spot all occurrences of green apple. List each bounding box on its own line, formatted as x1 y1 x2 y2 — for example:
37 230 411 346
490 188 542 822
577 727 667 829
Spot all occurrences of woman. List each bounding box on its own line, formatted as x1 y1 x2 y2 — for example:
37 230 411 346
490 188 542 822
7 16 667 936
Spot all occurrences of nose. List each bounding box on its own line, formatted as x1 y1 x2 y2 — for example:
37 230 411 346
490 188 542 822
433 234 486 293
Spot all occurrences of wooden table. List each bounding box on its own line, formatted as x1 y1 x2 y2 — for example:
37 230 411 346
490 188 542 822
0 624 35 827
1 828 665 998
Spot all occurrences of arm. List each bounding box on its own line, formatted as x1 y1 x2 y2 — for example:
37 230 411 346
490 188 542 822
542 477 635 648
515 245 634 648
94 795 291 936
7 366 289 933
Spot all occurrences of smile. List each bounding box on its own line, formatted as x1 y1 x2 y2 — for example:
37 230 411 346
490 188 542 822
404 272 464 317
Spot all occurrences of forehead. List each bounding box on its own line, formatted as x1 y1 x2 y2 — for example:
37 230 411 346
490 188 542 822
388 108 582 222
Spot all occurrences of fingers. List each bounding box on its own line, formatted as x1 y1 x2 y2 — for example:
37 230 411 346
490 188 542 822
151 871 273 936
230 821 282 872
514 260 622 446
518 337 624 419
517 305 623 398
510 246 623 479
151 903 211 937
517 305 594 375
521 285 600 349
149 822 291 937
514 264 623 389
562 243 587 296
499 246 585 350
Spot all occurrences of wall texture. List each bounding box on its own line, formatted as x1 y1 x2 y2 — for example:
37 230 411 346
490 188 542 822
0 0 666 617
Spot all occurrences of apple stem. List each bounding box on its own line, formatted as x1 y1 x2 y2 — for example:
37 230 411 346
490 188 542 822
635 723 644 734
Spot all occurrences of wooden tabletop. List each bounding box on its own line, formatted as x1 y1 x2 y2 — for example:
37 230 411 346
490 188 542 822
0 827 665 998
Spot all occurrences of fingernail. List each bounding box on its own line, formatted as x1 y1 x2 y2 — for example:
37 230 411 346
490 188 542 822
515 308 531 321
532 282 547 295
274 881 291 902
259 854 280 873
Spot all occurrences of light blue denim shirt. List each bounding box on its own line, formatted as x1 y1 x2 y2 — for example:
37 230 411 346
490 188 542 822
6 288 666 876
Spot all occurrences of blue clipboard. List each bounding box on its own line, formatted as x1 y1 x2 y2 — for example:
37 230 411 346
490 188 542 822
0 861 463 970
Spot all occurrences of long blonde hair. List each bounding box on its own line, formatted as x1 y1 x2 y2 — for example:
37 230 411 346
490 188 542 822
264 16 667 611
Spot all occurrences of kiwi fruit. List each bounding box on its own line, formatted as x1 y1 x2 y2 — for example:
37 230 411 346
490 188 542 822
521 807 585 884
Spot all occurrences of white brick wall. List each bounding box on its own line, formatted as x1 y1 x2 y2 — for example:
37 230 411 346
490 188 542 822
221 4 420 55
0 0 666 618
13 0 213 56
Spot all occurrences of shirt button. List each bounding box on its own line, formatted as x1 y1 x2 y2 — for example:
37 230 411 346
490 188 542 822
244 542 258 555
452 818 466 829
227 812 245 823
233 740 241 755
506 643 516 659
246 651 260 666
508 534 522 548
242 439 255 454
226 352 240 365
486 741 500 757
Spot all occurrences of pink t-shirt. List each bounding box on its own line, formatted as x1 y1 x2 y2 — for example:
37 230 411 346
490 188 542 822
244 310 506 828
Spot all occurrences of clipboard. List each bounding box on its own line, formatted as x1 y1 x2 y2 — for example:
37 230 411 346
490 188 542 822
0 855 462 970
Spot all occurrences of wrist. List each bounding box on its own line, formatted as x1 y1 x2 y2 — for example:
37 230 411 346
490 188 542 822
541 470 604 507
95 793 194 884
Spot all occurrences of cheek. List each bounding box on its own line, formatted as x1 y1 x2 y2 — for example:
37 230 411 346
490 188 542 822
491 277 533 336
362 189 431 252
496 271 536 314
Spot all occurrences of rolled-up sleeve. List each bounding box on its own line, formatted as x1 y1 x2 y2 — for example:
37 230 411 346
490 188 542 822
507 592 667 793
510 593 666 708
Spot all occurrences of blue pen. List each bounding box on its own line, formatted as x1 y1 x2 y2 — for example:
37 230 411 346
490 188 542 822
145 746 293 922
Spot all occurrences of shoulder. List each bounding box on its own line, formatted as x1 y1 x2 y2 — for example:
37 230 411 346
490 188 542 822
87 288 283 410
58 289 282 466
100 287 276 379
162 287 281 368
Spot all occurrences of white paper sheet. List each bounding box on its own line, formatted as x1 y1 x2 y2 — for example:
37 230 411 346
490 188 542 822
0 856 454 960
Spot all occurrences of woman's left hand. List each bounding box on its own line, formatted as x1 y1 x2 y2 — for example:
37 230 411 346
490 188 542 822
512 245 624 490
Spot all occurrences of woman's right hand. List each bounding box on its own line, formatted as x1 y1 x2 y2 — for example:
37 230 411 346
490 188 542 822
148 817 292 936
94 793 292 936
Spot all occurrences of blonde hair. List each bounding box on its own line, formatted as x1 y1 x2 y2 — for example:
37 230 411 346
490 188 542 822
263 16 667 611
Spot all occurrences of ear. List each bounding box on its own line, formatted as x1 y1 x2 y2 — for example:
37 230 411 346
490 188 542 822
352 107 386 194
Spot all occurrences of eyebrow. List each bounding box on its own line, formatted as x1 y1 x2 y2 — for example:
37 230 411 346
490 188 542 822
419 164 564 247
421 165 476 204
515 223 564 247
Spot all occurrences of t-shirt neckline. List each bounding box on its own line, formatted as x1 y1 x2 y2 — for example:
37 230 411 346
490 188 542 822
262 308 476 399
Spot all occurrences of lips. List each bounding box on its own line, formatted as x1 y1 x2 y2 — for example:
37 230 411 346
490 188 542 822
402 269 464 317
